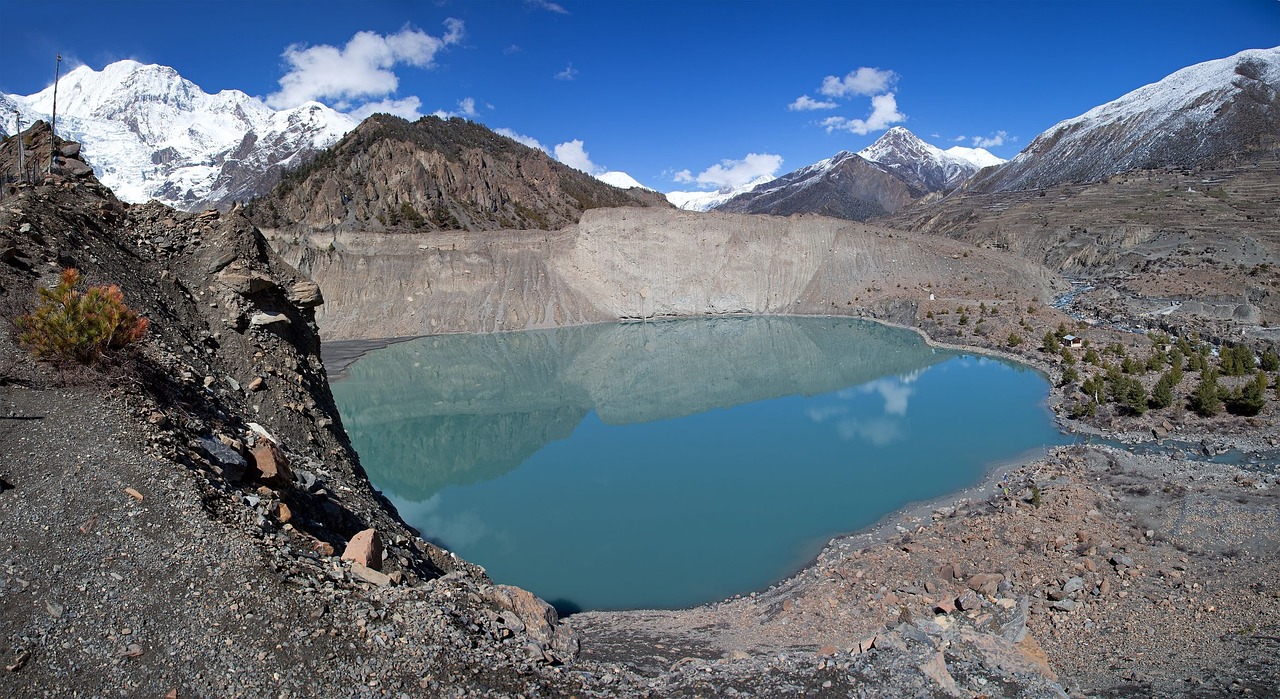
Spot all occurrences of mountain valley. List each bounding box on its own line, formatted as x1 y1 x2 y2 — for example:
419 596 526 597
1 42 1279 699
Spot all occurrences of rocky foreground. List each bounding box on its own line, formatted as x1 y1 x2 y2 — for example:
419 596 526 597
2 132 1278 698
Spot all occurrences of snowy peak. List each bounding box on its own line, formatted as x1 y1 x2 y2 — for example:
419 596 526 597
597 171 647 190
942 145 1004 170
968 46 1280 193
4 60 357 210
666 174 776 212
859 127 1003 190
711 129 1002 221
857 126 935 164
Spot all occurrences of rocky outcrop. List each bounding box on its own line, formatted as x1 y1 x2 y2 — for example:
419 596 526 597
247 114 667 234
268 207 1065 341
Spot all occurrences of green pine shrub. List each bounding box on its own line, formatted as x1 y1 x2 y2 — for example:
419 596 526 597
16 268 148 365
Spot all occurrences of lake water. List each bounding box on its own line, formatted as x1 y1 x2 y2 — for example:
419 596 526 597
332 316 1067 612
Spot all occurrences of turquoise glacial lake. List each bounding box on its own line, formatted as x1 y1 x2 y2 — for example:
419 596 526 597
331 317 1067 612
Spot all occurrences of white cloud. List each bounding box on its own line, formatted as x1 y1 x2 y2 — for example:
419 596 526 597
555 63 578 81
788 94 838 111
267 22 464 110
428 97 483 120
821 93 906 135
527 0 569 13
972 130 1008 148
819 67 897 98
495 128 547 152
553 139 601 174
349 96 424 121
676 153 784 190
953 135 967 142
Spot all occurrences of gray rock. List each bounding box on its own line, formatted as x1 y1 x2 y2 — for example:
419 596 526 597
59 142 81 158
1062 576 1085 595
1050 599 1078 612
62 158 94 178
1110 554 1135 568
249 312 290 328
207 252 236 274
956 590 982 611
195 435 247 481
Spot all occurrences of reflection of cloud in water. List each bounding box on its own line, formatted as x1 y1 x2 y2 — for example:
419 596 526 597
836 416 904 446
396 494 493 550
838 369 923 417
806 405 849 423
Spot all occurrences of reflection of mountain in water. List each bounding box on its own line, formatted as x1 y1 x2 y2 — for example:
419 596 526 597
333 317 955 501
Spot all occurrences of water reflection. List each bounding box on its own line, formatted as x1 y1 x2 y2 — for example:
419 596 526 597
332 316 1066 610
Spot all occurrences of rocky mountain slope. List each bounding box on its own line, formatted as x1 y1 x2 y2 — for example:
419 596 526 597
962 46 1280 193
247 115 668 234
1 60 356 211
265 206 1062 341
715 128 1000 220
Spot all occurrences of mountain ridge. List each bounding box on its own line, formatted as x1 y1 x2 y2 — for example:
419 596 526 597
1 59 356 210
960 46 1280 193
247 114 668 233
712 128 1000 220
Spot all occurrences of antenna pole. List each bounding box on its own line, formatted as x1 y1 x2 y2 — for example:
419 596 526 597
14 110 27 183
49 53 62 174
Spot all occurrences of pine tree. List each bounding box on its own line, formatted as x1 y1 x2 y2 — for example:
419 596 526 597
1227 370 1268 416
1150 371 1175 409
1122 377 1148 416
1260 349 1279 372
1189 368 1223 417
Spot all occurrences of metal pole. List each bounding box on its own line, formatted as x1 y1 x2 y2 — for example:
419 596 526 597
49 53 62 174
14 110 27 183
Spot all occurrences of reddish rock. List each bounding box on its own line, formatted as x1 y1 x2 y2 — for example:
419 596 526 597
246 377 265 392
342 528 383 570
250 441 293 488
349 561 391 586
967 572 1004 596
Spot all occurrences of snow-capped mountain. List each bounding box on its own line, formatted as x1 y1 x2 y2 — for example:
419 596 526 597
857 126 1002 192
966 46 1280 193
666 175 776 212
597 170 647 190
714 128 1002 220
1 60 356 210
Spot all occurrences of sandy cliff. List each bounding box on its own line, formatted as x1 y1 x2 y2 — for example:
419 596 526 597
268 207 1064 341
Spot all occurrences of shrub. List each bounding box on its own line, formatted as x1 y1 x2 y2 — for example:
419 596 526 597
1006 333 1023 347
1061 366 1079 386
16 269 148 365
1188 368 1223 417
1261 349 1279 372
1220 344 1255 376
1149 371 1176 409
1068 399 1097 419
1226 370 1268 417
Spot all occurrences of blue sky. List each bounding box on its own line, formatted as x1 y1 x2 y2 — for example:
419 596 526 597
3 0 1277 192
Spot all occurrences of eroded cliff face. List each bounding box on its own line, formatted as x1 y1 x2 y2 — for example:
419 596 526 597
267 207 1064 341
